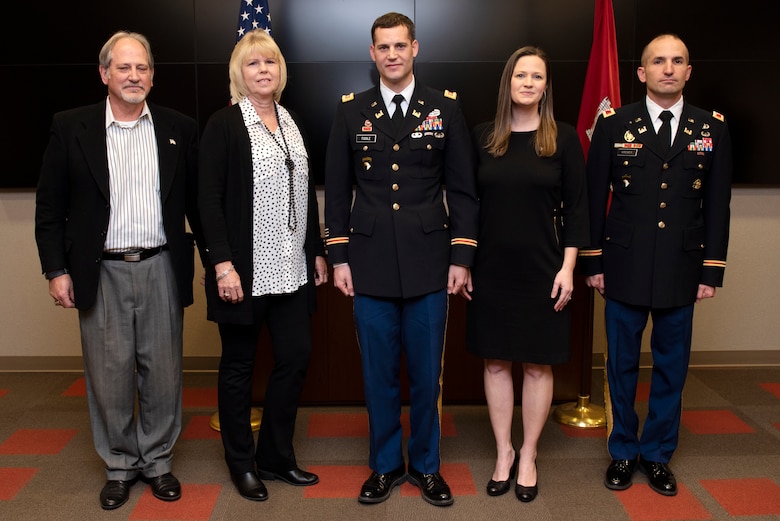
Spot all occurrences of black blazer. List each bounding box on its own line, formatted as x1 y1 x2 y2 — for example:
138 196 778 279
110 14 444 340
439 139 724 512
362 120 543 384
580 100 732 308
35 100 202 310
198 103 325 325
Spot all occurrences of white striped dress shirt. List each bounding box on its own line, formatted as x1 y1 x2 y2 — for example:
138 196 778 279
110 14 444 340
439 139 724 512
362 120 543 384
103 99 167 252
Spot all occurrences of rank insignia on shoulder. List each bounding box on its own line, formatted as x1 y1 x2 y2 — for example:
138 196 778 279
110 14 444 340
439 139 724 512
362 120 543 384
602 108 616 118
444 89 457 100
712 110 725 122
341 92 355 103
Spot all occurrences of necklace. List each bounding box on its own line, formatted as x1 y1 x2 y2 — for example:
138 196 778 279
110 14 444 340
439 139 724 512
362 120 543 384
260 102 297 231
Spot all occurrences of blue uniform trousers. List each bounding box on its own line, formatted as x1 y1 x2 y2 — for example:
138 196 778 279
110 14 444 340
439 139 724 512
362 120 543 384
604 298 694 463
353 290 448 474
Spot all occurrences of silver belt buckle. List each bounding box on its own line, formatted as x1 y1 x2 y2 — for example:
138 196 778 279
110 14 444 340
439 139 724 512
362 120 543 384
123 250 142 262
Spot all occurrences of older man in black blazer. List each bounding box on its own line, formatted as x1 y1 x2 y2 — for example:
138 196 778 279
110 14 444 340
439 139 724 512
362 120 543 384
580 34 732 497
35 31 201 510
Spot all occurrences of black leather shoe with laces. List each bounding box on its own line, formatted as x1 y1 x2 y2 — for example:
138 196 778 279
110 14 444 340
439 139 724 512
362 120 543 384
358 465 406 504
407 466 454 507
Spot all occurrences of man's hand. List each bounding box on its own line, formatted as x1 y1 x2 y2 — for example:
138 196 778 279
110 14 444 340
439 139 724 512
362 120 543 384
447 265 472 300
586 273 605 295
50 274 75 308
333 264 354 297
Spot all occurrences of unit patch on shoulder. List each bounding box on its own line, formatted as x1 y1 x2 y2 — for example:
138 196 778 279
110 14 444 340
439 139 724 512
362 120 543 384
602 108 616 118
712 110 725 122
444 89 457 100
341 92 355 103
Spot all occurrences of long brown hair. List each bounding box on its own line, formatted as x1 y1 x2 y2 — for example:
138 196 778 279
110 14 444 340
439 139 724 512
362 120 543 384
485 46 557 158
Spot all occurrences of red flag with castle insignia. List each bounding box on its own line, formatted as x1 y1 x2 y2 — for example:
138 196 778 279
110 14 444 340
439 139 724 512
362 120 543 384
576 0 621 160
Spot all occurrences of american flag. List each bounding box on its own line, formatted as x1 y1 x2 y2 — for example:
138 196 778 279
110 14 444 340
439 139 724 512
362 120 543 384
237 0 272 40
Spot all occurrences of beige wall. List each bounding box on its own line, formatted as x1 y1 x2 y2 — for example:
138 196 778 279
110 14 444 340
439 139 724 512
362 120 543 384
1 188 778 368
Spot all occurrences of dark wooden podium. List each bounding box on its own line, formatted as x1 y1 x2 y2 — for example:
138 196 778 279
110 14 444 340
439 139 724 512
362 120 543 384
252 271 593 405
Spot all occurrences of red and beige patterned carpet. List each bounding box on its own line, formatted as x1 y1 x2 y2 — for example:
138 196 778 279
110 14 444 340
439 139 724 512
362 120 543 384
1 367 779 521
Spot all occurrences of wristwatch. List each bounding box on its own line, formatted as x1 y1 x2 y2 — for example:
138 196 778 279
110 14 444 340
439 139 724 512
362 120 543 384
44 268 69 280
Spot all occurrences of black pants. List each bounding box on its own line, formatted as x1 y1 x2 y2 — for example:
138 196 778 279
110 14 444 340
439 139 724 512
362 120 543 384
217 286 312 474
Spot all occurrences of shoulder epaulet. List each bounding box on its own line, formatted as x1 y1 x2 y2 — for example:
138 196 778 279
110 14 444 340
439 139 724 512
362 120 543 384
341 92 355 103
712 110 725 122
444 89 458 100
601 108 616 118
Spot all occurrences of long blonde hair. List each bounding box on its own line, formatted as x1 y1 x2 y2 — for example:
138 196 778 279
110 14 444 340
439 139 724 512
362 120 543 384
485 46 557 158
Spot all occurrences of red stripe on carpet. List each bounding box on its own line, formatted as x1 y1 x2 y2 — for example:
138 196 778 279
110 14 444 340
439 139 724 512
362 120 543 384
759 382 780 399
701 477 780 516
307 413 367 437
307 412 456 438
61 377 86 397
614 483 710 521
181 415 221 440
129 484 221 520
182 388 219 408
0 468 38 500
0 429 78 455
636 381 651 402
303 465 366 498
680 409 754 434
0 389 8 399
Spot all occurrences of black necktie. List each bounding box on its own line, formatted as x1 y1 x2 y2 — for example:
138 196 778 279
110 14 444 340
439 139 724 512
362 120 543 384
391 94 405 129
658 110 673 151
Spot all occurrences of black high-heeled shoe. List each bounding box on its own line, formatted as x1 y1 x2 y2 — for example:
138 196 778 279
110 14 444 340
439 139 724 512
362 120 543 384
515 461 538 502
486 450 519 496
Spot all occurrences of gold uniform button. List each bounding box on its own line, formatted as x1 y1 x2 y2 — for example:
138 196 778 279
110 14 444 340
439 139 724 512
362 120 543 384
392 183 399 191
660 182 668 189
349 227 354 233
623 160 629 166
700 243 705 249
392 164 399 171
443 223 448 229
605 236 611 241
392 203 400 211
362 145 368 151
659 202 667 208
662 163 670 170
426 144 432 150
698 163 704 170
658 221 666 229
393 144 400 152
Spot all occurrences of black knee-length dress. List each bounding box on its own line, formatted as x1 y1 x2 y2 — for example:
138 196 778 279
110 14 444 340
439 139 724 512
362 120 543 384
466 122 589 364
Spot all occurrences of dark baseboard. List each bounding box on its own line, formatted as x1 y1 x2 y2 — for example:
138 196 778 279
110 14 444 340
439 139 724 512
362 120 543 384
1 351 779 372
591 350 780 369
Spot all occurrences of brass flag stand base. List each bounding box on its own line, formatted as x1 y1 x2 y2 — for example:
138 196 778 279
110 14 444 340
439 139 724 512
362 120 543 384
209 408 262 432
553 394 606 428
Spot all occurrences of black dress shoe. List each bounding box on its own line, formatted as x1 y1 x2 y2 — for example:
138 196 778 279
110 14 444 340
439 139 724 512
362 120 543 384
605 458 638 490
257 467 319 486
231 471 268 501
407 466 454 507
146 472 181 501
487 450 519 496
515 482 538 502
639 459 677 496
515 461 538 502
99 477 138 510
358 465 406 504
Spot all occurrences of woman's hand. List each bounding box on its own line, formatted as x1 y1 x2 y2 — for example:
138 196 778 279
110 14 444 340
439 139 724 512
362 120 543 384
215 261 243 303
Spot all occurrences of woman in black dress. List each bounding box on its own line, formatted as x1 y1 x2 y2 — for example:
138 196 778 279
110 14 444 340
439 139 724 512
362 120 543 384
466 47 589 502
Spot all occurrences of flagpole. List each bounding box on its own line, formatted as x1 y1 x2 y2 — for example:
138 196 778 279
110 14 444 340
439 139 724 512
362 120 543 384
553 0 620 429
